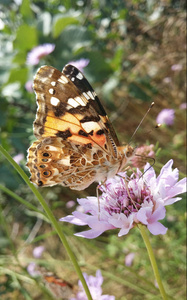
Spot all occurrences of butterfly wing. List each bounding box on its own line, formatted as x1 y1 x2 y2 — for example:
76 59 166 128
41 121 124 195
27 65 130 189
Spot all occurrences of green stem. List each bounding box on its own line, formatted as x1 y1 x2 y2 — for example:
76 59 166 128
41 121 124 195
0 145 93 300
138 224 168 300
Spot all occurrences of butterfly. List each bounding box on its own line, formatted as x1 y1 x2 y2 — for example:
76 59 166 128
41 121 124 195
36 267 74 299
27 64 134 190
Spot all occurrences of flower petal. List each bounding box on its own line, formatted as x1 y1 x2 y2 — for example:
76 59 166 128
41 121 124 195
148 222 168 235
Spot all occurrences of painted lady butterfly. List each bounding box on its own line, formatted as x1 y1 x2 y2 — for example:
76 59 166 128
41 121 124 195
37 268 74 299
27 64 134 190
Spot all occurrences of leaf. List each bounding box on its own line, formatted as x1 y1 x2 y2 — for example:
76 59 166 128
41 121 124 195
52 15 79 38
14 24 38 51
128 82 151 102
20 0 33 20
7 68 28 85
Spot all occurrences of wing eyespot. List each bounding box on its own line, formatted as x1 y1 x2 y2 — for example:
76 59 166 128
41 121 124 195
39 164 46 168
42 152 51 158
42 170 52 177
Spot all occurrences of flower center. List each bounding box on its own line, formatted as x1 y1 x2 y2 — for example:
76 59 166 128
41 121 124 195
104 186 153 217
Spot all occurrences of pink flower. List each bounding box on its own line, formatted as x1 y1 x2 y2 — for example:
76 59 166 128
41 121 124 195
25 80 33 92
26 43 55 65
156 108 175 126
68 58 90 72
60 160 186 238
13 153 24 164
70 270 115 300
171 64 182 71
27 262 39 277
33 246 45 258
125 253 135 267
179 103 187 110
131 144 155 168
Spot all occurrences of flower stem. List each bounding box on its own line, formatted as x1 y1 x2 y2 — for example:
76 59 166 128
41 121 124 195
138 224 168 300
0 145 93 300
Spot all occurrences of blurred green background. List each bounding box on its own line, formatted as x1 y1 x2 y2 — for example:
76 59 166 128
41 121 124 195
0 0 186 299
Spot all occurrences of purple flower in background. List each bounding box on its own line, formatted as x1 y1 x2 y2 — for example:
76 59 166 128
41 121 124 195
125 253 135 267
27 43 55 65
13 153 24 164
156 108 175 126
70 270 115 300
27 262 39 277
179 103 187 110
25 80 33 92
68 58 90 72
163 77 171 84
171 64 182 71
33 246 45 258
60 160 186 238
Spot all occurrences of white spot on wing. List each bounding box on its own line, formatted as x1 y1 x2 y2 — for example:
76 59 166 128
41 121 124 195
82 92 90 100
75 96 86 106
87 91 95 100
49 88 54 95
51 81 56 86
82 121 101 132
59 157 70 166
71 77 75 82
50 97 60 106
76 72 83 80
67 98 79 108
58 75 68 84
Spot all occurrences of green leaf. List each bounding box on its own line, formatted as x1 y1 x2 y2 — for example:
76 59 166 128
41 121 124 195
14 24 38 51
128 82 151 102
8 68 28 85
52 15 79 38
20 0 33 20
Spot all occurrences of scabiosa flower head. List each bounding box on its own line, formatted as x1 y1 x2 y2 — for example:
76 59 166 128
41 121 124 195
26 43 55 65
156 108 175 126
68 58 90 73
27 262 39 277
60 160 186 238
125 252 135 267
131 144 155 168
33 246 45 258
70 270 115 300
171 64 182 71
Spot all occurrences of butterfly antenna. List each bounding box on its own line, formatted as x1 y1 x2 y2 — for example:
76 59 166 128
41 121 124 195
129 102 155 144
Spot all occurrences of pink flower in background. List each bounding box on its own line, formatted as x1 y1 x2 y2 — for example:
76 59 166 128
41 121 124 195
60 160 186 238
33 246 45 258
27 43 55 65
171 64 182 71
125 253 135 267
25 80 33 92
131 144 155 168
68 58 90 72
179 103 187 110
163 77 171 84
13 153 24 164
70 270 115 300
156 108 175 126
27 262 39 277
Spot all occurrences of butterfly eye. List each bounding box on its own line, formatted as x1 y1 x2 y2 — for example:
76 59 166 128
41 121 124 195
42 152 51 158
42 170 52 177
